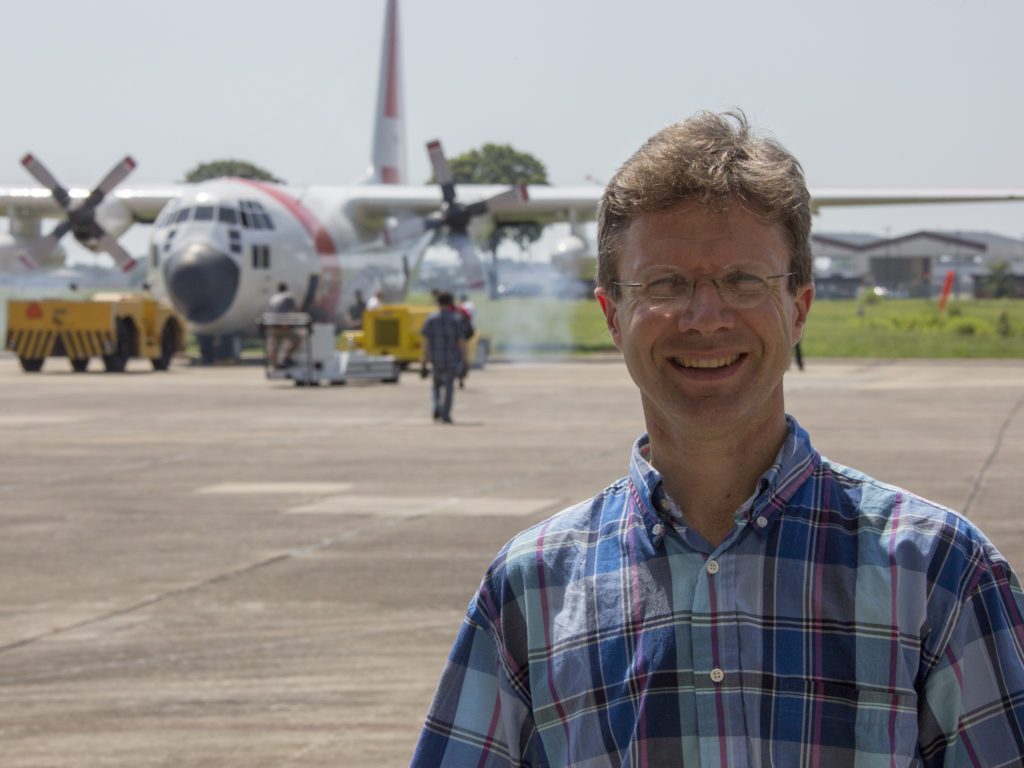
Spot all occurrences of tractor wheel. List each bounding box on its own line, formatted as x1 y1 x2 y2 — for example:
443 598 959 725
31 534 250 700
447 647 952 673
151 322 177 371
103 320 136 373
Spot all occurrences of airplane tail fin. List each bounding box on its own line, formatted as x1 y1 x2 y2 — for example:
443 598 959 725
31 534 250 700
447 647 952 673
364 0 406 185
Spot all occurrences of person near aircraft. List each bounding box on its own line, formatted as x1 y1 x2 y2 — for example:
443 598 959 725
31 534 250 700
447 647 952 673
458 292 475 322
366 290 383 311
266 282 300 369
419 291 465 424
454 295 475 389
410 110 1024 766
346 289 367 329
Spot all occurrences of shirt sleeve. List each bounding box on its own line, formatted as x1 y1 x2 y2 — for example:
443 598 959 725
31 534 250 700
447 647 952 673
410 589 543 767
918 555 1024 766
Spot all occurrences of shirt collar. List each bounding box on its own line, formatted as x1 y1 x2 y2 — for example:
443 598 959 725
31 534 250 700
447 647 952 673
627 415 820 546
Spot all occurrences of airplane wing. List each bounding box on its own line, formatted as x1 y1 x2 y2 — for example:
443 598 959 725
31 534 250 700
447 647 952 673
809 187 1024 211
0 184 184 223
343 184 603 236
346 184 1024 234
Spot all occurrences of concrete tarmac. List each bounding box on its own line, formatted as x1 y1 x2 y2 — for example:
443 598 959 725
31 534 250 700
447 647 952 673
1 353 1022 767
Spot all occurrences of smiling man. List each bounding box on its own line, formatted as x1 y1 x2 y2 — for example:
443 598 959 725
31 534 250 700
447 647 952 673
410 112 1024 767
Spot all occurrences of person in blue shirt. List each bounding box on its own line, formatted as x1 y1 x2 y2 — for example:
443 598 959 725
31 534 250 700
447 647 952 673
420 291 466 424
410 111 1024 767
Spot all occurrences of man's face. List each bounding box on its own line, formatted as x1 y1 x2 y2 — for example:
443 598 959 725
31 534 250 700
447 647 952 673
596 202 813 439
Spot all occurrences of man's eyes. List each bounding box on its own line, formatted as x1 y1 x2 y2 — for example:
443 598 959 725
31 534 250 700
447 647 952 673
721 271 764 289
647 275 691 291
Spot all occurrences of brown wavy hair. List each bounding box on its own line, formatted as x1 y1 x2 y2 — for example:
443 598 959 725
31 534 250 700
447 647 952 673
597 110 812 298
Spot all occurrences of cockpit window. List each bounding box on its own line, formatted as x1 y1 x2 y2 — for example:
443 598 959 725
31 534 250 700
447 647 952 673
194 206 215 221
156 201 180 228
217 207 238 225
237 199 276 230
173 207 192 224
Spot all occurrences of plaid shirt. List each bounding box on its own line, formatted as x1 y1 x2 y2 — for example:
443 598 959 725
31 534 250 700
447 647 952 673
411 417 1024 767
421 309 464 372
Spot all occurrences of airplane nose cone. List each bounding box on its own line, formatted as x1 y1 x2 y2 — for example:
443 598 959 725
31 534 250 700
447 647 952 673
163 243 239 324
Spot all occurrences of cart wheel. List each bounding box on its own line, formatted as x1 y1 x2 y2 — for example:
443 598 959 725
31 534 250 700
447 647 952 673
151 322 177 371
103 319 135 373
70 358 90 373
19 357 43 373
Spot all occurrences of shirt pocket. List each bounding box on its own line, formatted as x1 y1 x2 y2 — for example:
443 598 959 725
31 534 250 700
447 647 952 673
769 679 920 766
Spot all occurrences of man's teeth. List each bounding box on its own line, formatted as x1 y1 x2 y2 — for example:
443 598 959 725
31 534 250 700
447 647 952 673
675 354 741 369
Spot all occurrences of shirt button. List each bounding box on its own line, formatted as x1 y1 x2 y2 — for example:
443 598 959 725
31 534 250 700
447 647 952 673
710 668 725 684
755 515 769 529
706 559 719 575
651 523 664 537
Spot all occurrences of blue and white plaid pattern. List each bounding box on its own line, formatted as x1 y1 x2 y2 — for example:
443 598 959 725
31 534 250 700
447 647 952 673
411 418 1024 767
421 309 463 372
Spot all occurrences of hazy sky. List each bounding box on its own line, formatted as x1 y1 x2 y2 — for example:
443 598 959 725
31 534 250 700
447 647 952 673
4 0 1024 262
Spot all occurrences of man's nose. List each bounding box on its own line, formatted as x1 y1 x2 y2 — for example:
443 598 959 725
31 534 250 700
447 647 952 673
678 279 733 333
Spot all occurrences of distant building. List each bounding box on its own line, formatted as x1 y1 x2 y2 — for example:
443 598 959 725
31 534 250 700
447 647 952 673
811 230 1024 299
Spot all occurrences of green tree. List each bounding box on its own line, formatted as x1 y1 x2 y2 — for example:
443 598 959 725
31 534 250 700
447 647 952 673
437 143 549 186
183 160 283 183
983 260 1018 299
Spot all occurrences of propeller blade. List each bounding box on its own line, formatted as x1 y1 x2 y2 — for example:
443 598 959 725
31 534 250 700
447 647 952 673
382 216 429 246
447 231 487 290
26 221 72 263
97 232 138 272
426 139 456 205
19 153 139 268
464 185 530 219
21 153 72 209
81 156 137 210
482 184 530 212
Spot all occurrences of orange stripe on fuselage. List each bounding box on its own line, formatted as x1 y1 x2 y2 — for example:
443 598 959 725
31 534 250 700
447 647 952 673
384 0 400 119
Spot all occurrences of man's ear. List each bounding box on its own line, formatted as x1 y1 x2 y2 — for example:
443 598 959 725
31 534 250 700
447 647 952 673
790 282 814 345
595 287 623 350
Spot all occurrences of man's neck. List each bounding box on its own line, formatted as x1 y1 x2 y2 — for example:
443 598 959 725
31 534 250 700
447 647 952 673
646 412 788 547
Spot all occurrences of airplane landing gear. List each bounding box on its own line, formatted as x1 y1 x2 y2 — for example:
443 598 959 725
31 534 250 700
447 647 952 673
196 333 242 365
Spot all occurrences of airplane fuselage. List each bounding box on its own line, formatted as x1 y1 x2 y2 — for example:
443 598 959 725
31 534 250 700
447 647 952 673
147 179 415 349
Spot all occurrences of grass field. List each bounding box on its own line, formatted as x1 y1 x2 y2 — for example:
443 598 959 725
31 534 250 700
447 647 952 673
463 295 1024 358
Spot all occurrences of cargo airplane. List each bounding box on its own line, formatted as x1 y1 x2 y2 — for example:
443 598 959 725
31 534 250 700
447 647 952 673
2 0 1024 362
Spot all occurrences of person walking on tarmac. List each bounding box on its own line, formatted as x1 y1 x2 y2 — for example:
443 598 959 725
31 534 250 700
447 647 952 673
454 296 475 389
267 282 300 369
419 291 466 424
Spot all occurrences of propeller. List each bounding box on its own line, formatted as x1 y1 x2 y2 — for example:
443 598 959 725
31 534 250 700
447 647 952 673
20 153 139 272
382 139 528 289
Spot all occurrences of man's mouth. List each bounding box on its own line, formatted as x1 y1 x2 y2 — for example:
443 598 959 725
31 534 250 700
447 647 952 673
672 353 742 369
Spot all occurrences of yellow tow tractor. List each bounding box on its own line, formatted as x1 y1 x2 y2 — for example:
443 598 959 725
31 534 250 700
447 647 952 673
342 304 492 370
5 293 186 373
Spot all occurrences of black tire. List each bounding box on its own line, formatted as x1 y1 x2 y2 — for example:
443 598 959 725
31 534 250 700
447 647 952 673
151 322 177 371
103 319 135 373
19 357 43 373
70 358 90 373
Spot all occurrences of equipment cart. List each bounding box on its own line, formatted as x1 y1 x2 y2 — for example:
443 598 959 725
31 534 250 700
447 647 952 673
259 312 399 386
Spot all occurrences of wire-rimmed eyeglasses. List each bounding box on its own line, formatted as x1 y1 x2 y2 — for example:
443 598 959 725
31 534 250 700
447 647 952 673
613 268 795 309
